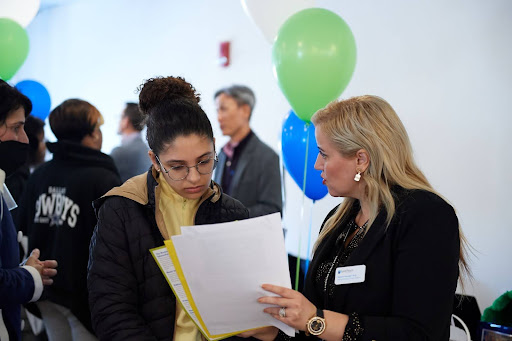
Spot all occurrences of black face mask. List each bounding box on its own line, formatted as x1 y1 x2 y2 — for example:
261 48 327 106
0 140 29 177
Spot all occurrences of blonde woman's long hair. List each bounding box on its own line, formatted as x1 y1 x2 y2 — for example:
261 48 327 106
311 95 470 281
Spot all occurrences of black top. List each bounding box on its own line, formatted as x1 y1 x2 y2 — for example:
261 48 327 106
314 216 368 308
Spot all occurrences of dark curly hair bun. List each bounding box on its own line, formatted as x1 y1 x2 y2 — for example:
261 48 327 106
137 76 213 155
138 76 200 115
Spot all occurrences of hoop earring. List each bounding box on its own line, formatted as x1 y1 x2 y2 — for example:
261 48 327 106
354 171 361 182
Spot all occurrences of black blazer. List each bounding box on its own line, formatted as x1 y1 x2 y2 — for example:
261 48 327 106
303 187 460 340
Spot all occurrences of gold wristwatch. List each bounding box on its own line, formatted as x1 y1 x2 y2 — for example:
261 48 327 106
306 308 326 336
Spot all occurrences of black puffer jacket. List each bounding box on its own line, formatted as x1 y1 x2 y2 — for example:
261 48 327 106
87 168 249 341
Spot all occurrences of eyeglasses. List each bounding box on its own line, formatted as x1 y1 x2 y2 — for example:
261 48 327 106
155 154 218 181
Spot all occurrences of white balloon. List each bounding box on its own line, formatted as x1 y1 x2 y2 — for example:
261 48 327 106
0 0 40 27
241 0 316 44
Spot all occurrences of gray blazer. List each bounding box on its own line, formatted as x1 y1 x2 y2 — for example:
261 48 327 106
110 134 152 182
214 133 282 217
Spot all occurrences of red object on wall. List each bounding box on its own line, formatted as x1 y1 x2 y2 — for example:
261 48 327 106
220 41 230 67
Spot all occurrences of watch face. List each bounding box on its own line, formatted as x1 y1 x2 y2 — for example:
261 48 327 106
311 319 323 331
308 316 326 335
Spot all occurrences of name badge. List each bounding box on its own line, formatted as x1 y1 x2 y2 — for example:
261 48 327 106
334 265 366 285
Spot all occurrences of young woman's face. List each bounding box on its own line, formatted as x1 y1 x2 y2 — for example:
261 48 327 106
152 134 216 200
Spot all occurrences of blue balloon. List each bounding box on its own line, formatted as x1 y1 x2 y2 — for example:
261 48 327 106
15 80 51 120
282 110 328 201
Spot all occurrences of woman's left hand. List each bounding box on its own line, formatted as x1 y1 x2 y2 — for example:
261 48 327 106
258 283 317 331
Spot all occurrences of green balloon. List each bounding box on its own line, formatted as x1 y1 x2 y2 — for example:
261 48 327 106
0 18 29 81
272 8 356 122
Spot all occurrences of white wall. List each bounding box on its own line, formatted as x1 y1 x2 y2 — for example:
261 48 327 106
13 0 512 311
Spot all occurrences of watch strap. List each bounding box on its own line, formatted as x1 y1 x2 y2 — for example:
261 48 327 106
317 308 324 318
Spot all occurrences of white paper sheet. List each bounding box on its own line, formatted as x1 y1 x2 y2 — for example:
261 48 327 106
172 213 294 336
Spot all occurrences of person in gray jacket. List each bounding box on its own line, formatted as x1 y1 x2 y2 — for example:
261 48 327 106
214 85 282 217
110 103 151 182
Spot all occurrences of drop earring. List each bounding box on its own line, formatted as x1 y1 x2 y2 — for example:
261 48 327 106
354 171 361 182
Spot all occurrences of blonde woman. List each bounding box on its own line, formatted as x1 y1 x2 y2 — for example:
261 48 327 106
243 95 468 340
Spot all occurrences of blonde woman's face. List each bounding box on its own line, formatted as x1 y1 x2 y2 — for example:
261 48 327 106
151 134 215 200
314 126 360 199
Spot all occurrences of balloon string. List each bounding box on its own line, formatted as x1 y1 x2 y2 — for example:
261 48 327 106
295 122 310 291
304 199 315 278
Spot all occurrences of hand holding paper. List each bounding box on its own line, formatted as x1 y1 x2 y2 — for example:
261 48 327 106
258 283 316 332
151 213 295 340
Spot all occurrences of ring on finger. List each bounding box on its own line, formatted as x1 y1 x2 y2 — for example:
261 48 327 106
279 306 286 318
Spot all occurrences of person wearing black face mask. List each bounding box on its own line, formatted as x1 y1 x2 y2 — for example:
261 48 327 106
0 140 29 177
0 80 58 341
6 115 47 247
0 112 29 178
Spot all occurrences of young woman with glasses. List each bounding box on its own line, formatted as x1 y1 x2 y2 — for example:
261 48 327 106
87 76 249 340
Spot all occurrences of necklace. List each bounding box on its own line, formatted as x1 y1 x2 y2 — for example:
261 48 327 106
323 219 368 293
